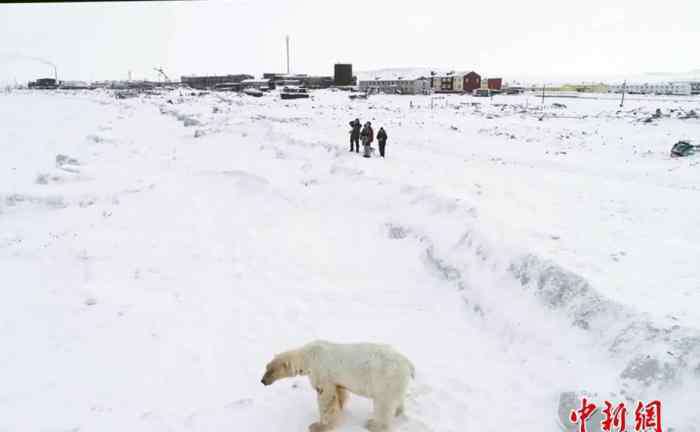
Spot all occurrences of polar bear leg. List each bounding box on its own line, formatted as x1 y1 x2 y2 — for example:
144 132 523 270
336 386 349 410
309 386 341 432
395 401 404 417
366 398 399 432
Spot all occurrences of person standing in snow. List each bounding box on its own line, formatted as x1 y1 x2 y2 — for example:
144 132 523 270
348 118 361 152
360 121 374 158
376 127 388 158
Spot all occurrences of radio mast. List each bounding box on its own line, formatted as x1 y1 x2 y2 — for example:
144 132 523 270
286 35 290 75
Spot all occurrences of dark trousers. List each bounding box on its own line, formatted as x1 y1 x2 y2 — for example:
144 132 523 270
378 140 386 157
350 137 359 152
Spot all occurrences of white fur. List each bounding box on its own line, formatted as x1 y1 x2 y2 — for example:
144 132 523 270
262 340 415 432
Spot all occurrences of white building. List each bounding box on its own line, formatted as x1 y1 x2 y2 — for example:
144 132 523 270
609 81 696 96
672 82 693 95
359 77 431 95
431 73 464 93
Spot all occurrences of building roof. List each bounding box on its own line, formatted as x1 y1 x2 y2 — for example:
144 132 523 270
360 76 429 83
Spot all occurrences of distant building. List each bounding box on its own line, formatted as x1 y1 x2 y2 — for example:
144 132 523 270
125 81 157 90
429 71 481 94
487 78 503 91
609 81 697 96
359 77 431 95
59 81 93 90
463 72 481 93
212 82 245 92
559 83 609 93
504 86 525 95
431 74 463 93
28 78 58 89
181 74 253 89
302 76 334 89
262 73 308 87
440 76 458 92
334 64 353 86
92 80 155 90
264 73 307 80
240 78 273 90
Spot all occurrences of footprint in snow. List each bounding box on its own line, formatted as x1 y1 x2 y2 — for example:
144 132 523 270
226 398 253 410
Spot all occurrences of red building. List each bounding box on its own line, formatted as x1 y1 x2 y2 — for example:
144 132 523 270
463 72 481 93
487 78 503 90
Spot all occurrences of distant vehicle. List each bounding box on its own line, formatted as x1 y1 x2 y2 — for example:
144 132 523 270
349 92 368 100
213 82 243 92
243 87 264 97
670 140 699 158
337 85 359 92
276 79 302 87
115 89 139 99
280 87 310 100
473 89 491 97
240 78 273 91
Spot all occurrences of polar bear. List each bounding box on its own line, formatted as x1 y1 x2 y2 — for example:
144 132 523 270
261 340 415 432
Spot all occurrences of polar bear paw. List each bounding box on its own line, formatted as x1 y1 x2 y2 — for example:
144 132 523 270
308 421 332 432
365 419 389 432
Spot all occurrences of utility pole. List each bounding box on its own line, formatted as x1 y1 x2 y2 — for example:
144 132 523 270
285 35 290 75
619 80 626 108
541 83 545 106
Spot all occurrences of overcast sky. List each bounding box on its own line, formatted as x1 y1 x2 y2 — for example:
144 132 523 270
1 0 699 85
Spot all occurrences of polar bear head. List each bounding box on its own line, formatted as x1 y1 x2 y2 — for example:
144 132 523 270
261 351 306 386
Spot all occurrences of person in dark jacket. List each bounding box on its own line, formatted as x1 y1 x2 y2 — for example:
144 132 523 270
360 121 374 158
348 118 361 152
376 127 387 158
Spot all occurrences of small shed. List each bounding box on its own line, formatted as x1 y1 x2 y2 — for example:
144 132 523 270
487 78 502 90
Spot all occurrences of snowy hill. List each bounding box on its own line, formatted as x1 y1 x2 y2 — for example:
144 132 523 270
1 88 699 431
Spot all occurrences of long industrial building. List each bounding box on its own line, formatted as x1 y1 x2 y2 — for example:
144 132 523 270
358 77 431 95
181 74 253 89
609 81 700 96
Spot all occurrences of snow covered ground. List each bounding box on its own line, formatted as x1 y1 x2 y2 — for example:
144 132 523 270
1 88 699 432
